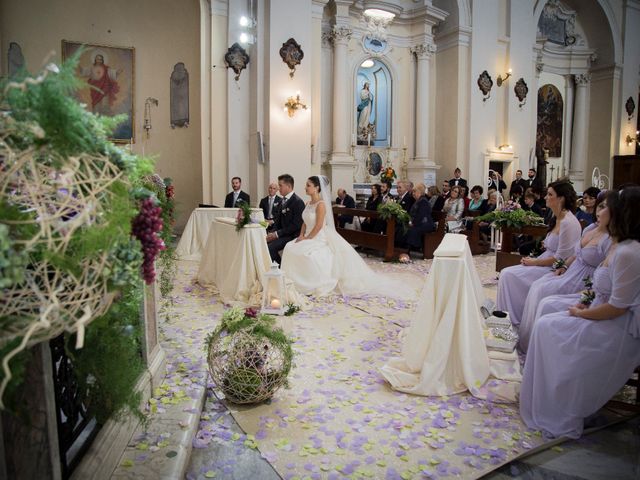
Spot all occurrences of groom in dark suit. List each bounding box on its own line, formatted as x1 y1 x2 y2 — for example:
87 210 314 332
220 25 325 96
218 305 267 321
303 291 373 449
265 174 305 264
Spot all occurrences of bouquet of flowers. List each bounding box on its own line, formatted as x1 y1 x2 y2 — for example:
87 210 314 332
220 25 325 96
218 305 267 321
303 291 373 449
476 200 544 229
579 276 596 306
235 201 253 232
380 165 397 184
551 258 567 272
377 201 411 233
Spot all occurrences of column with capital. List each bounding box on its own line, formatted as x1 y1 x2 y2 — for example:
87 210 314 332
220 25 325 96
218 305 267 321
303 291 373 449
570 73 590 191
327 25 356 195
408 43 440 184
562 74 575 178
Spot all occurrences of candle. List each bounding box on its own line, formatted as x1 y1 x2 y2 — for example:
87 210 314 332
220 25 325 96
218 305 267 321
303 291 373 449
403 136 407 148
352 133 356 146
270 298 281 309
368 133 371 147
388 134 392 147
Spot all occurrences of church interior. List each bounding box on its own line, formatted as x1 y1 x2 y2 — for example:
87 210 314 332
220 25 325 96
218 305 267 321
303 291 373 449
1 0 640 479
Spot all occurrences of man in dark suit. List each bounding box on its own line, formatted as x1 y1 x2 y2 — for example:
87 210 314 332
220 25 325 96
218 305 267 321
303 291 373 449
266 174 305 264
510 169 527 193
335 188 355 228
259 181 281 230
449 168 467 189
526 168 544 191
396 180 415 212
487 170 507 193
224 176 250 207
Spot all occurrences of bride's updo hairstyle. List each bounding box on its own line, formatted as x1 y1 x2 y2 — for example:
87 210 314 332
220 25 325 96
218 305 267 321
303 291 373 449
308 176 321 192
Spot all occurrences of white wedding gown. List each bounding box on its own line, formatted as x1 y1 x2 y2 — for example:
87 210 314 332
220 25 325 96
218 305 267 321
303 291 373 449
281 202 420 299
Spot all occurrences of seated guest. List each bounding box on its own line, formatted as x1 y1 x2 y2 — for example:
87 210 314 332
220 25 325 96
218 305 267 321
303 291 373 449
266 174 305 264
532 186 546 210
396 180 415 212
520 187 640 439
488 170 507 193
496 179 582 329
432 181 450 211
442 185 465 232
522 191 543 216
510 184 524 205
259 181 281 230
468 185 488 213
575 186 600 227
462 185 471 210
361 184 382 232
477 191 499 240
335 188 356 228
224 176 250 207
380 181 394 203
396 183 435 251
427 185 440 209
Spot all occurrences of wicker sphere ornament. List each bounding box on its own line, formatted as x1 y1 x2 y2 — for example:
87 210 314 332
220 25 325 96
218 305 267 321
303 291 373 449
206 308 293 404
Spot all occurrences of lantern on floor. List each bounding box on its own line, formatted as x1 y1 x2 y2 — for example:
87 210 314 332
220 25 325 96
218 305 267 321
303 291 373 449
261 262 286 315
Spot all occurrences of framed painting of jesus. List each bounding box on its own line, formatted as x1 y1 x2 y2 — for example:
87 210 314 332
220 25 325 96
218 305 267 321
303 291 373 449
62 40 135 143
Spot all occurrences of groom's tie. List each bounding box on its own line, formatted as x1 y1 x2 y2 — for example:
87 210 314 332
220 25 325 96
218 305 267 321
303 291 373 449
268 197 274 218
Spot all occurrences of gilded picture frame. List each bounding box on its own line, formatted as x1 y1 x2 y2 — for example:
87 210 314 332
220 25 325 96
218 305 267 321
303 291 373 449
62 40 135 143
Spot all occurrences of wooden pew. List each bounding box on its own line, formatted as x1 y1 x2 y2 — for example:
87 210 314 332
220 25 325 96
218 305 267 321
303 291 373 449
496 224 548 271
423 211 446 259
332 206 397 262
461 210 490 255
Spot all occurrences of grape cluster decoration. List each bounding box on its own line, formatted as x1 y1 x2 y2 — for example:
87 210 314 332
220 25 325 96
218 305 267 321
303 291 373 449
131 197 166 284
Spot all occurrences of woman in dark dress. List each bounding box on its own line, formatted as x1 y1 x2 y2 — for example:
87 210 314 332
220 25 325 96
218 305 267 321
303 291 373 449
361 183 382 232
396 183 435 252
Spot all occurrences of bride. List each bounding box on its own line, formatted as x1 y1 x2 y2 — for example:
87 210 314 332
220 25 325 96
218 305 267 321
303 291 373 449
281 175 419 299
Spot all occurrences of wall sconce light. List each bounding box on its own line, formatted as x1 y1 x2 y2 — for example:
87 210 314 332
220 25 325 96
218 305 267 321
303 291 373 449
498 144 513 151
496 69 512 87
626 130 639 146
283 92 308 117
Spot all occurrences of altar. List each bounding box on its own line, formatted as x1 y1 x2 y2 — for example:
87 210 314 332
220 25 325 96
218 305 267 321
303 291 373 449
176 207 264 261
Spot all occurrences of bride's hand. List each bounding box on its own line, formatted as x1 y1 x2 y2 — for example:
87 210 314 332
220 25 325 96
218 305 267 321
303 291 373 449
295 236 305 243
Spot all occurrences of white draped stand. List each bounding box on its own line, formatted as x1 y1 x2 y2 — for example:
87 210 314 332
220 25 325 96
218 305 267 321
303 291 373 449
176 207 264 261
380 234 521 400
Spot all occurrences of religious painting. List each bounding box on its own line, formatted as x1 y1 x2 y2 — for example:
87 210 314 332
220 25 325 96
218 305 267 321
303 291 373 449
368 152 382 176
477 71 493 101
279 38 303 78
355 58 391 146
62 40 135 143
536 84 563 158
225 43 249 81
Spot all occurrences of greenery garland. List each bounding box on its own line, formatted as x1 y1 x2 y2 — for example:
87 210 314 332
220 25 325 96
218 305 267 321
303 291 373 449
475 203 544 229
377 201 411 233
235 201 253 232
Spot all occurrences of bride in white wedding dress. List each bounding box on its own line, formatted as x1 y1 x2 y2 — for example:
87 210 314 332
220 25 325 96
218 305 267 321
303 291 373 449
281 176 420 299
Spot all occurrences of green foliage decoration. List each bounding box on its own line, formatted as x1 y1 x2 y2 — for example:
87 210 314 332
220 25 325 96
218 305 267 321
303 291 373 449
475 205 544 229
377 201 411 233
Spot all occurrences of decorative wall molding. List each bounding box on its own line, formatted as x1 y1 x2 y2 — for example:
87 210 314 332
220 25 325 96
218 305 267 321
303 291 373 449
211 0 228 17
410 43 436 60
434 26 472 52
329 25 353 46
574 73 591 86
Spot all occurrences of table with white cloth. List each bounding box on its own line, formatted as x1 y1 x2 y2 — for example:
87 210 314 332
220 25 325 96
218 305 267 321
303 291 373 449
196 218 272 304
176 208 264 261
380 233 521 399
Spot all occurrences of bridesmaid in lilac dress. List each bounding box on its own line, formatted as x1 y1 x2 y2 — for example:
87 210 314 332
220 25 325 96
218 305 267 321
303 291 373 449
518 202 612 352
520 188 640 439
497 180 582 328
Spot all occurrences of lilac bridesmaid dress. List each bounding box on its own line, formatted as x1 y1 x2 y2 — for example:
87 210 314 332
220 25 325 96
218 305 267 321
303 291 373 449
520 240 640 439
496 213 582 328
518 224 612 352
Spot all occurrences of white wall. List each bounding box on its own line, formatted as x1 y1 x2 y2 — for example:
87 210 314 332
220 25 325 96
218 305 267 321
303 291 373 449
1 0 203 231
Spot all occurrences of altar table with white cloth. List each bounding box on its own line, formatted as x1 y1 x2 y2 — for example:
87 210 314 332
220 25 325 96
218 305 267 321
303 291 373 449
380 233 521 399
196 218 271 304
176 207 264 261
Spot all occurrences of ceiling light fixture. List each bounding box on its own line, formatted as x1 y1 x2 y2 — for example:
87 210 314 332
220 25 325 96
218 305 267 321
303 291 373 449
363 8 395 20
360 59 374 68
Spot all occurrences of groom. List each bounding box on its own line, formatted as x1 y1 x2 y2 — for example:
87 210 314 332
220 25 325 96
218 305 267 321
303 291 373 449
266 173 305 264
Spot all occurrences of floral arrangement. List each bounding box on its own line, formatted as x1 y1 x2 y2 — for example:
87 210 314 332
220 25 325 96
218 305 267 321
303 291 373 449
380 164 397 184
579 276 596 306
551 258 567 272
377 201 411 233
235 201 253 232
206 307 294 404
284 303 301 316
476 200 544 229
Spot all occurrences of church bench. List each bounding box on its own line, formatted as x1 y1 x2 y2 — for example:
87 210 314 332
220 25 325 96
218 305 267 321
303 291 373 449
461 211 491 256
332 206 397 262
422 211 446 260
496 224 548 271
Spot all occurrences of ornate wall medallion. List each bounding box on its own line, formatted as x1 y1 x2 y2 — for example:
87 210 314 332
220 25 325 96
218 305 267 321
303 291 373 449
477 71 493 101
625 96 636 121
514 78 529 107
224 43 250 81
279 38 304 78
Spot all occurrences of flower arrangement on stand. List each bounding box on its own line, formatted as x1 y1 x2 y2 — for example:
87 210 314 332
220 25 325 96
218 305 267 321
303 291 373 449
476 200 544 229
380 164 397 185
377 201 411 233
206 307 294 404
